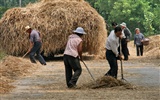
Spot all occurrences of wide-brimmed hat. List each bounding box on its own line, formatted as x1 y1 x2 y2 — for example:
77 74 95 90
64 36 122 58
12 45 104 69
25 25 31 31
120 22 126 27
73 27 86 34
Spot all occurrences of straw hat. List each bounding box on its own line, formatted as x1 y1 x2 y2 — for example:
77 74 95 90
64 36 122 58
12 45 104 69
25 25 31 31
120 22 126 27
73 27 86 34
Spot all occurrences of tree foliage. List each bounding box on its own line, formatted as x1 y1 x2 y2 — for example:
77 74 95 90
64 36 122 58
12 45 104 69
87 0 160 36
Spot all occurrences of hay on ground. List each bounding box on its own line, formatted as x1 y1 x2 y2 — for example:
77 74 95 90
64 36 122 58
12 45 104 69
0 56 38 94
0 0 107 57
81 76 134 89
144 35 160 59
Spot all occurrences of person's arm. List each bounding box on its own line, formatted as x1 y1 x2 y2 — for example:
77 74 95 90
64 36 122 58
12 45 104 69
23 41 33 58
111 41 122 60
134 35 136 46
141 33 145 42
124 28 131 41
110 40 119 57
28 41 34 52
78 41 83 61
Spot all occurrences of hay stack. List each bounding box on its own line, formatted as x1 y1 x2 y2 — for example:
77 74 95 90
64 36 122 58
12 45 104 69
0 56 38 94
144 35 160 58
0 0 107 56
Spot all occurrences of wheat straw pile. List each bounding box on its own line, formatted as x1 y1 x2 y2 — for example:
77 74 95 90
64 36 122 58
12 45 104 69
0 0 107 56
0 56 38 94
81 76 134 89
144 35 160 59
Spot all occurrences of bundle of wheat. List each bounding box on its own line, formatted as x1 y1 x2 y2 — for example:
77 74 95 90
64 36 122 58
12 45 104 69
0 0 107 56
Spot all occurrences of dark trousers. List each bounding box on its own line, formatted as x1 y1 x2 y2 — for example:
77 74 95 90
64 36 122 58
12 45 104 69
30 41 46 65
136 45 143 56
63 55 82 87
105 50 118 79
121 38 129 60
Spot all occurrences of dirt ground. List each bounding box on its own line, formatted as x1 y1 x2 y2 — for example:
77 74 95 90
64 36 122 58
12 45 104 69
0 39 160 100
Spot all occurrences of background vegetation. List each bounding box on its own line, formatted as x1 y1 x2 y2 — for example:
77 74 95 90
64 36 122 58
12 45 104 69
0 0 159 37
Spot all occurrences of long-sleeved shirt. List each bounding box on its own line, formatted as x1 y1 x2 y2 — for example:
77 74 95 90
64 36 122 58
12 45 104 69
122 27 132 39
106 30 120 57
134 33 144 46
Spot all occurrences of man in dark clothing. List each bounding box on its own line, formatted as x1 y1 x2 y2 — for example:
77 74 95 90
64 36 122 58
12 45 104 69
120 22 132 60
24 26 46 65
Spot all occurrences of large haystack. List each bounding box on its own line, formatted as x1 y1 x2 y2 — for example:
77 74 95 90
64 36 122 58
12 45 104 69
144 35 160 59
0 0 107 56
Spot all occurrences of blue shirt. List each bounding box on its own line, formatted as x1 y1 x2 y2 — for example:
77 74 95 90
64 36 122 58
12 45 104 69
134 33 144 46
30 30 41 42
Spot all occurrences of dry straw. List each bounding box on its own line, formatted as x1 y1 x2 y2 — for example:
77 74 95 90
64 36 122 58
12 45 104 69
144 35 160 59
0 0 107 56
80 76 134 89
0 56 38 94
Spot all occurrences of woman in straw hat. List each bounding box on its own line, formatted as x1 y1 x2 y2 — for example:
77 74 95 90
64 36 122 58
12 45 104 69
63 27 86 88
24 26 46 65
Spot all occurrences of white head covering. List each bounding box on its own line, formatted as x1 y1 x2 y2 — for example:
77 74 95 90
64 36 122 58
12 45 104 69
73 27 86 34
120 22 126 27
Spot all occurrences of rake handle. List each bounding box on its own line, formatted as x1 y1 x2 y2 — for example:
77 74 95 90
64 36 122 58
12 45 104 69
82 61 96 82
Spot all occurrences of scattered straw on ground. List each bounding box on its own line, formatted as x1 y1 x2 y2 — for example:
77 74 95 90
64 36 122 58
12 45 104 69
80 76 135 89
0 56 39 94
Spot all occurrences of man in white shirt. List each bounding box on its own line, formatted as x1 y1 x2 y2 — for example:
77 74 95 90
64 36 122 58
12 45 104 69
105 26 122 79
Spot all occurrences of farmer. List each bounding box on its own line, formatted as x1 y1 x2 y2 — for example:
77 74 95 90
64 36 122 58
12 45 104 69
24 26 46 65
109 22 118 36
107 22 117 36
105 26 122 79
112 22 118 29
120 22 132 60
134 28 144 56
63 27 86 88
